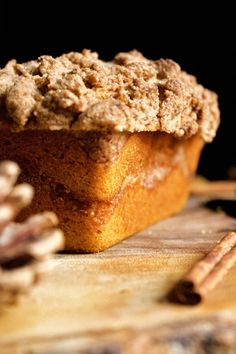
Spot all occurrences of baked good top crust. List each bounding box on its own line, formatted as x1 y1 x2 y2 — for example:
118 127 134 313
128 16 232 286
0 49 219 142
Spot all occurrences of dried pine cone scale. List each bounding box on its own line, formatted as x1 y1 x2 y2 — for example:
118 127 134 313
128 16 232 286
0 161 64 305
0 163 33 233
0 212 62 261
0 161 20 196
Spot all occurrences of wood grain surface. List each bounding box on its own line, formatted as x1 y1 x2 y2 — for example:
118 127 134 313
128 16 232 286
1 199 236 354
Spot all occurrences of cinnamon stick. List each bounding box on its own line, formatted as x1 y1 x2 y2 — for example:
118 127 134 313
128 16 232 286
169 231 236 305
190 178 236 200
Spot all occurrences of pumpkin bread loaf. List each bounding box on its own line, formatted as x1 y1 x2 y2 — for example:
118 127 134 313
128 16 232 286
0 50 220 252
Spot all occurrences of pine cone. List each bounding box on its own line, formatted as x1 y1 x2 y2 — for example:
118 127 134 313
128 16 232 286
0 161 64 305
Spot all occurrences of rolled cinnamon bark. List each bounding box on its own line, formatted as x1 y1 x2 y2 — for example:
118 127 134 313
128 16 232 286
191 178 236 200
169 232 236 305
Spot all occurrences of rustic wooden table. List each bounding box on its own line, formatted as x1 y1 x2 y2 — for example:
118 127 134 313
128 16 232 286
1 199 236 354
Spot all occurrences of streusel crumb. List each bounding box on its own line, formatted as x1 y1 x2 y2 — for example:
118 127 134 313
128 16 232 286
0 49 219 142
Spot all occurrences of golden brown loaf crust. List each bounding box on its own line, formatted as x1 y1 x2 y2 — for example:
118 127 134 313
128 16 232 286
0 130 203 252
0 50 220 252
0 50 219 142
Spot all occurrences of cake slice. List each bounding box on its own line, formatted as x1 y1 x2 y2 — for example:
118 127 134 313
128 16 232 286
0 50 220 252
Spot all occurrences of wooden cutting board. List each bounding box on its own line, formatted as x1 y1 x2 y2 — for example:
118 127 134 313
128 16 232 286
1 199 236 354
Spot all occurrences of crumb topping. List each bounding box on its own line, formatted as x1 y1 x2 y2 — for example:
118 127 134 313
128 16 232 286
0 49 220 142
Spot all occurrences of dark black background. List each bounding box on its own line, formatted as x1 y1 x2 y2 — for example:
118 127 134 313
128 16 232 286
1 2 235 179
